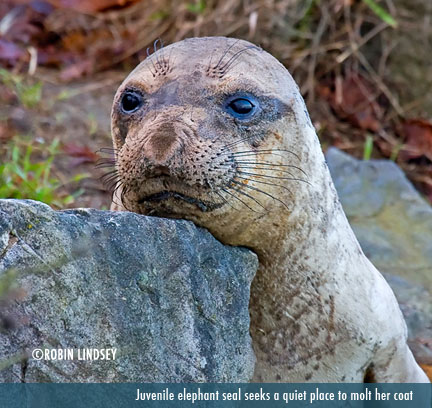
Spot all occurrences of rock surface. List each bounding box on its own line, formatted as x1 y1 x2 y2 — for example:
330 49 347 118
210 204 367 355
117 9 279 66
327 148 432 366
0 199 257 382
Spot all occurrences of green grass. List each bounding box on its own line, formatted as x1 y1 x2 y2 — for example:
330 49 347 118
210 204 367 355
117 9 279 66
297 0 320 32
186 0 206 14
390 143 403 162
0 139 86 208
363 135 374 160
149 9 170 21
362 0 397 28
0 69 42 108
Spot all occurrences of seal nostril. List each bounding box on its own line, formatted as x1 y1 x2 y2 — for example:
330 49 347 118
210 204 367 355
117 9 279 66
150 165 171 177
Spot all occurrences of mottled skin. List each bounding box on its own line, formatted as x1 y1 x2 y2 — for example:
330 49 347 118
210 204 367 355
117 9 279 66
110 37 428 382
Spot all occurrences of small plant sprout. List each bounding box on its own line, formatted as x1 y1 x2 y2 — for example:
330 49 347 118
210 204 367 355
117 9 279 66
363 134 374 160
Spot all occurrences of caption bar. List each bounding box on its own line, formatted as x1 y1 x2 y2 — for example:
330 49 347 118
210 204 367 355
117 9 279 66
0 383 430 407
135 386 414 404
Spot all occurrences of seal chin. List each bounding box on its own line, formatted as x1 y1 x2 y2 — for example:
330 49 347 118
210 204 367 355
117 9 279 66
139 190 224 213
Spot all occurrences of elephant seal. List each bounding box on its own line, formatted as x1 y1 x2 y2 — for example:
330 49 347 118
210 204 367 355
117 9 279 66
109 36 429 382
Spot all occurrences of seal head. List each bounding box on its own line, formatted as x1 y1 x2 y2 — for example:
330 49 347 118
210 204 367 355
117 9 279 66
111 37 311 249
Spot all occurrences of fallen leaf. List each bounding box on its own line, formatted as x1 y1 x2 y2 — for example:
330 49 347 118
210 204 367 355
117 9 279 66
420 364 432 381
318 74 383 132
0 121 15 143
0 2 55 71
400 119 432 162
0 39 26 62
28 1 54 15
59 59 93 81
36 47 70 67
45 0 139 14
63 143 99 166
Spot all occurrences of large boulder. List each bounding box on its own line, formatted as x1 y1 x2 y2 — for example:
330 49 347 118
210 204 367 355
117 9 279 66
0 199 258 382
327 148 432 367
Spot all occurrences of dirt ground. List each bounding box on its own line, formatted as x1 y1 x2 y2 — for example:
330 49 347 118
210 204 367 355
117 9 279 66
0 71 126 209
41 74 122 209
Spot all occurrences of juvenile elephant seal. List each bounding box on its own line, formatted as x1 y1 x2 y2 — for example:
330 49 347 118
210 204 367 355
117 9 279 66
110 37 428 382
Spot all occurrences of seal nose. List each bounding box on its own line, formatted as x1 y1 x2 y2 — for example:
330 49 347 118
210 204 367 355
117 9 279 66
143 121 182 165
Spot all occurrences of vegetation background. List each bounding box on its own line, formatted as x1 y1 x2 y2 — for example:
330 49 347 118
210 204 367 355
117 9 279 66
0 0 431 208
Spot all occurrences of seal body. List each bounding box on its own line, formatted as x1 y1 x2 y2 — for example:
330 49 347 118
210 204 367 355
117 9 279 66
110 37 429 382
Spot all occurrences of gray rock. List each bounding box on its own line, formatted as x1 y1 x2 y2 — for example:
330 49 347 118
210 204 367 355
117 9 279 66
327 147 432 364
0 199 258 382
385 274 432 365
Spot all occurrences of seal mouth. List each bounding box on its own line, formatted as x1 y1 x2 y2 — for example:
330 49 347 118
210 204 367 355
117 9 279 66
139 190 224 212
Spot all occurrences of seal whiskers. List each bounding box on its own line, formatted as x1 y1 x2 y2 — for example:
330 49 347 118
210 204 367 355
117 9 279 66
231 179 290 211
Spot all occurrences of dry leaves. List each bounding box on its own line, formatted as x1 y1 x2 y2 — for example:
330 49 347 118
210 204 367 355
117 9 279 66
0 121 15 144
420 364 432 381
0 39 25 62
400 119 432 162
45 0 140 14
63 142 99 166
318 74 384 132
0 1 139 76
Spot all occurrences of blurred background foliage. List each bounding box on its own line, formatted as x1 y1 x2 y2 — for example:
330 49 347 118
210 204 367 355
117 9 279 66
0 0 431 207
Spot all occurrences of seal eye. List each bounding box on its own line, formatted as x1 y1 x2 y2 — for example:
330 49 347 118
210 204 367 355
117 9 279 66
225 95 259 119
229 98 254 114
120 91 143 113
